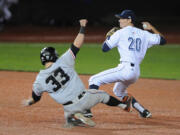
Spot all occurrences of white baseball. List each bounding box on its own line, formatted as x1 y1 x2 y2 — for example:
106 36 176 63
143 24 147 29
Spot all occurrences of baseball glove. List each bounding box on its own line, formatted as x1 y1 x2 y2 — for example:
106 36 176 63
106 27 120 38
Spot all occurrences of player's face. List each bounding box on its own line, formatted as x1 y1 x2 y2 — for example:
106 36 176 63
119 18 131 28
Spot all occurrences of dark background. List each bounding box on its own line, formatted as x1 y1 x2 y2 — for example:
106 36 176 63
8 0 180 27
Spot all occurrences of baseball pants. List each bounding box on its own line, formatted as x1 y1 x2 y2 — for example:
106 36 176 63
63 89 110 119
89 62 140 100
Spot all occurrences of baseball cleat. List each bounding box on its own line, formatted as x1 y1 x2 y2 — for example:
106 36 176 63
67 117 85 127
83 109 93 118
123 95 132 112
139 109 152 118
74 113 96 127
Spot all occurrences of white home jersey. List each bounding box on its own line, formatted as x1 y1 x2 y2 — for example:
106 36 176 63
105 26 161 64
33 49 85 104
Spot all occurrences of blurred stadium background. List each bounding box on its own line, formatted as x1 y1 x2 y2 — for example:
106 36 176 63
0 0 180 43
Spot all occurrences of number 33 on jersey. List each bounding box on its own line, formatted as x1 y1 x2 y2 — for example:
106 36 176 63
32 50 86 104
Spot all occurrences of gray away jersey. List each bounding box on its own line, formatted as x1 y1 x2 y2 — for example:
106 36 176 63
33 49 85 104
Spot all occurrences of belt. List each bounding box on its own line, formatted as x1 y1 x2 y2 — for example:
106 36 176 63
120 61 135 67
63 91 86 106
130 63 135 67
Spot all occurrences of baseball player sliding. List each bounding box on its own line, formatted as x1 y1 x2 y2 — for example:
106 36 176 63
87 10 166 118
22 19 132 128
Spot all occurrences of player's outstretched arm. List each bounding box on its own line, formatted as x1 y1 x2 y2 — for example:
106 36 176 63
73 19 88 49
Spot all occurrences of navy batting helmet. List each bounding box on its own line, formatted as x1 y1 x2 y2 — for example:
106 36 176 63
40 47 59 65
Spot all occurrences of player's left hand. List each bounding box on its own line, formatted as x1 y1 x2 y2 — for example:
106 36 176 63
106 27 120 38
21 98 34 107
79 19 88 27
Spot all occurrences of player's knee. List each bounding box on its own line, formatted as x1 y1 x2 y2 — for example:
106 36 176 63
88 76 94 84
100 92 110 104
88 76 99 86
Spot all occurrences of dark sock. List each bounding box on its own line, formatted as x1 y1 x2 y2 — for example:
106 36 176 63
106 96 122 106
132 97 137 107
89 84 99 89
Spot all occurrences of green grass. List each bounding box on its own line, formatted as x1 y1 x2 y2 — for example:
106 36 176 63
140 45 180 79
0 42 180 80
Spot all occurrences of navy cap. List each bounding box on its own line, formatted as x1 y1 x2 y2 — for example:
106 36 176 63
115 10 136 22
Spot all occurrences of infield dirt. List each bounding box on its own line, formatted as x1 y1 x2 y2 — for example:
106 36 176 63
0 71 180 135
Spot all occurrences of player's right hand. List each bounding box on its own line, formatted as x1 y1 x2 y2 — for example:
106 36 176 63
79 19 88 27
142 22 154 31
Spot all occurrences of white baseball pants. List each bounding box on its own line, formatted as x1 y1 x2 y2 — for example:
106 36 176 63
89 62 140 100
